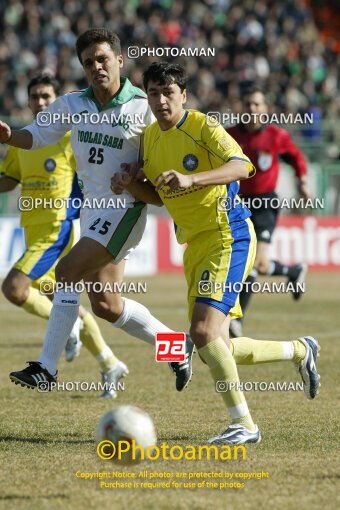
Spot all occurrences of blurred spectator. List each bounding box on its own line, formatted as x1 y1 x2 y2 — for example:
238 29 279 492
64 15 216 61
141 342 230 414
0 0 338 154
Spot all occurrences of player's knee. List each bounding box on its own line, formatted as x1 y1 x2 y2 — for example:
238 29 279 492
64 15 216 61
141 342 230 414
1 278 28 305
90 300 107 319
55 256 81 283
254 254 269 274
190 320 219 347
90 299 121 322
256 259 269 274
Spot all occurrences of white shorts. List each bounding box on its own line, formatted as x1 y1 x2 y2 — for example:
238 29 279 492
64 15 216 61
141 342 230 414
80 202 147 263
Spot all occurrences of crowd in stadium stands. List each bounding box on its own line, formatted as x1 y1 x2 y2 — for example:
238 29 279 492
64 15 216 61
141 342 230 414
0 0 339 154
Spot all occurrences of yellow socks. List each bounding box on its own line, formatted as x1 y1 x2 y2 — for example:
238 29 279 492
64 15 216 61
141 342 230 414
195 336 307 432
80 313 118 371
198 337 256 431
21 287 52 319
292 339 307 363
230 337 307 365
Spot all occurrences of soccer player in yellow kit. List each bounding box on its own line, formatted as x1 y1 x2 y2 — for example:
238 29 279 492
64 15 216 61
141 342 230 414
0 73 126 397
113 62 321 445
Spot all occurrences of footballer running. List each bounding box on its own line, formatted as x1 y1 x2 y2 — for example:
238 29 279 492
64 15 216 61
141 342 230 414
0 73 127 398
0 30 194 393
112 62 321 445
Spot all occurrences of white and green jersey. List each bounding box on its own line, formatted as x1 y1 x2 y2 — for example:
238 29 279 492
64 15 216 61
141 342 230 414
25 77 154 206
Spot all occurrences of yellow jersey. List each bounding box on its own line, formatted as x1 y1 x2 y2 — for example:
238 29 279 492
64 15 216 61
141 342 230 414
144 109 255 244
1 132 80 227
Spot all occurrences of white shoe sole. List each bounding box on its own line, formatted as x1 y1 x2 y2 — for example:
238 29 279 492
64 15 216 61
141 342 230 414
297 336 321 399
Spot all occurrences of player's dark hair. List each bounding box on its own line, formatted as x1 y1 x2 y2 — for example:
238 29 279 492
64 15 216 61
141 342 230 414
243 85 266 100
27 73 60 96
143 62 186 92
76 28 121 63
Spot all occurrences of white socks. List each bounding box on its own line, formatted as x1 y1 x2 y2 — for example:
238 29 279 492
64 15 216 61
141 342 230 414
39 289 80 375
39 294 173 374
112 297 173 345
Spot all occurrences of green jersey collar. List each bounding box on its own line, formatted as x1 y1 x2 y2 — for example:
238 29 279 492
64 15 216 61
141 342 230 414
80 76 146 110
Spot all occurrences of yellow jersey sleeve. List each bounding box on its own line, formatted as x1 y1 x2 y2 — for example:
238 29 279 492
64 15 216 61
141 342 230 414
59 133 77 172
201 118 256 177
1 146 21 182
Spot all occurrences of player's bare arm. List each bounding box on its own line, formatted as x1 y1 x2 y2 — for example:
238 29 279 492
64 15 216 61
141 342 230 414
111 172 163 206
0 175 18 192
297 176 312 200
155 160 249 191
127 180 163 206
0 121 33 149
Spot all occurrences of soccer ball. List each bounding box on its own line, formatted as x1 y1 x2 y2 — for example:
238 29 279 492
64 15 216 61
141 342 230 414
95 405 157 464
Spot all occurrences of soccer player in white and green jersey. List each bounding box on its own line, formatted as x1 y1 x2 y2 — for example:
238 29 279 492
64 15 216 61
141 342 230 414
1 30 193 391
0 73 127 398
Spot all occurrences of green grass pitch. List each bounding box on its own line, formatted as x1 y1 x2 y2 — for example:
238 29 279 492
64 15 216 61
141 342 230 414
0 273 338 510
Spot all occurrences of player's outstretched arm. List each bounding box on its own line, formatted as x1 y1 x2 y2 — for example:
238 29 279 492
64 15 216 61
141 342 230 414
192 160 249 186
297 177 312 200
0 121 33 149
0 175 18 192
278 129 311 200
